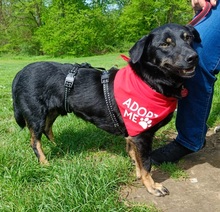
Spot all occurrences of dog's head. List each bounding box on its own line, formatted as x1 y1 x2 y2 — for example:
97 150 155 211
129 24 201 79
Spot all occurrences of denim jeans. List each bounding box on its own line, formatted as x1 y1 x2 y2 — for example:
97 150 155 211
176 1 220 151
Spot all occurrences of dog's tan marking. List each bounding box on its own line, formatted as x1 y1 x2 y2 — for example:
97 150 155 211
166 37 172 43
183 32 188 38
183 32 190 41
44 110 59 143
126 137 141 179
30 128 48 165
126 137 169 196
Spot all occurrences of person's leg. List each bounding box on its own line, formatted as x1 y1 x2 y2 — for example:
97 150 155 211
151 2 220 164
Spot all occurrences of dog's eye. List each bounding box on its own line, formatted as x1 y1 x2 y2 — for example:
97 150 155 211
159 38 173 48
184 35 191 40
159 42 169 48
183 33 192 41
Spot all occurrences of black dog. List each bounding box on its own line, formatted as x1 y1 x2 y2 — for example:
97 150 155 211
12 24 200 197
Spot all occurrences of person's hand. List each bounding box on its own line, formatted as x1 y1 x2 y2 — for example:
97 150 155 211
191 0 217 11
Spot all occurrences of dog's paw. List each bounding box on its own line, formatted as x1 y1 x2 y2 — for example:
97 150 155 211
40 159 49 166
148 183 169 197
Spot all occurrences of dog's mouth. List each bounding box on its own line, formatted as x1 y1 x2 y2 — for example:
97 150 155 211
179 66 196 78
162 63 196 78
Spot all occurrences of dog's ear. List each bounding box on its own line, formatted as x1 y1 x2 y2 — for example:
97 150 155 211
185 25 201 43
129 35 151 64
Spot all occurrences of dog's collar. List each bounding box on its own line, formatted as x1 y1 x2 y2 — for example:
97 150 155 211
181 86 188 97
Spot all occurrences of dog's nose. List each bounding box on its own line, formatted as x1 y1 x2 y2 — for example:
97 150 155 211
186 53 198 64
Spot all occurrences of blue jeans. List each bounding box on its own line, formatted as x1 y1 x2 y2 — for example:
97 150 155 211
176 1 220 151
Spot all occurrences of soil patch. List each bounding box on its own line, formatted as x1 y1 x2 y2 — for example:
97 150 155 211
121 129 220 212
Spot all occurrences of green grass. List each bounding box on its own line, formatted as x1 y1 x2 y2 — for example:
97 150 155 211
0 54 219 211
0 54 158 212
159 162 188 179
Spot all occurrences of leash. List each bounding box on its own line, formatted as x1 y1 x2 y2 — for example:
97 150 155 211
188 1 212 26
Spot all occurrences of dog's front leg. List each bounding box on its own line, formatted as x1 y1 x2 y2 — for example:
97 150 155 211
126 136 169 197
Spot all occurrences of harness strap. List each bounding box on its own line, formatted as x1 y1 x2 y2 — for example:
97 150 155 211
64 65 79 113
101 71 122 131
64 64 122 132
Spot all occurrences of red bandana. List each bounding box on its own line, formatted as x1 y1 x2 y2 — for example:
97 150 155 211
114 65 177 136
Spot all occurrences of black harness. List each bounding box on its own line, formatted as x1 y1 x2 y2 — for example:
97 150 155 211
64 63 91 113
64 64 79 113
64 64 122 132
101 71 121 130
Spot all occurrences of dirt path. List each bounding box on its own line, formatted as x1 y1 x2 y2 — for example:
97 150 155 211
121 129 220 212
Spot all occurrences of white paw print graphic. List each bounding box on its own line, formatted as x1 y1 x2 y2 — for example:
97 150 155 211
139 117 152 129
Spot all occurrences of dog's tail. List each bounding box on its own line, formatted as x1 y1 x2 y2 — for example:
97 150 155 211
12 93 26 129
13 105 26 129
12 72 26 129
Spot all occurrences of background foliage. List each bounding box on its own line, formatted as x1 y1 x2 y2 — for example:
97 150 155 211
0 0 193 56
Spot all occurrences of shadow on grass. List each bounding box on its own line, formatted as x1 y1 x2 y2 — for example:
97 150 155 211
47 124 127 161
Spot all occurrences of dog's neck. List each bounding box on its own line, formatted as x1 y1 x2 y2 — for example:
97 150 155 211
129 62 184 99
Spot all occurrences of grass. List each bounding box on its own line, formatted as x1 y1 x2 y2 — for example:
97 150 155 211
0 53 219 211
159 162 188 179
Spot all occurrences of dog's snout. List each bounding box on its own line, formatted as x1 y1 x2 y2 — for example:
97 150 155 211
186 53 198 64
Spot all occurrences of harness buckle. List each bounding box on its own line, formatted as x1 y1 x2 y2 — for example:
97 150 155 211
64 73 75 88
101 71 109 84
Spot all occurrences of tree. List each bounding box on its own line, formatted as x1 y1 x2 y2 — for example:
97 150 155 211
36 0 119 56
116 0 193 44
0 0 45 55
0 0 195 56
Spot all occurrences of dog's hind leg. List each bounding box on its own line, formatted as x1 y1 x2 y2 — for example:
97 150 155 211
126 137 169 197
44 110 59 144
30 128 48 165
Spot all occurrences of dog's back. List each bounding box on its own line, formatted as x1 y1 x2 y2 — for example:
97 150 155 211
12 62 122 134
12 62 73 128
